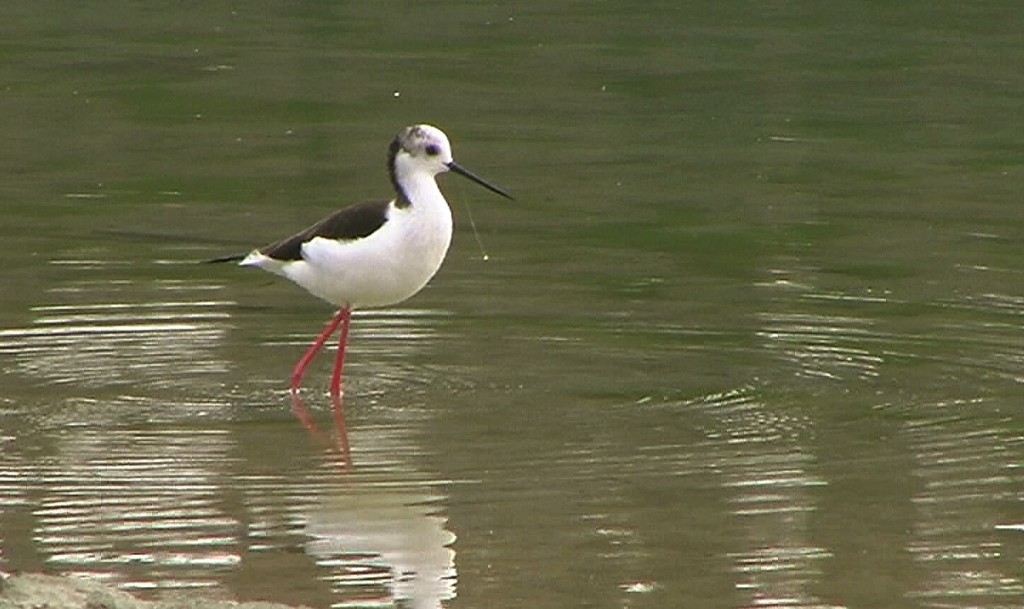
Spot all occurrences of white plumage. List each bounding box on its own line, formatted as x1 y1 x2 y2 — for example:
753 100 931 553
232 124 512 396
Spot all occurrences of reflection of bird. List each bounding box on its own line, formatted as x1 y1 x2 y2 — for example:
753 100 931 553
215 125 512 397
293 392 456 608
307 490 457 609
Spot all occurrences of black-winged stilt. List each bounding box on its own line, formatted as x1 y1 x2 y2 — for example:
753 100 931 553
217 124 512 398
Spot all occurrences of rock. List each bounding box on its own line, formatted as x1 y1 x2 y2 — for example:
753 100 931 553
0 574 313 609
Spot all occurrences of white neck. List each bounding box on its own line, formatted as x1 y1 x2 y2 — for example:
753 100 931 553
394 163 448 210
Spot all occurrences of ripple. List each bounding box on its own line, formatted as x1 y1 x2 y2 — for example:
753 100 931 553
0 292 234 391
6 427 242 591
757 311 884 381
903 399 1024 606
0 410 457 607
758 261 1024 388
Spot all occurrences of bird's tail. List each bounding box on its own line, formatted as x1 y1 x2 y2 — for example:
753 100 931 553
203 253 246 264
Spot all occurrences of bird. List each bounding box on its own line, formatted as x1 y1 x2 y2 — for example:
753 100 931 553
215 124 512 398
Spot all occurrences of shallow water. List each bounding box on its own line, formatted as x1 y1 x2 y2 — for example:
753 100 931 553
2 2 1023 609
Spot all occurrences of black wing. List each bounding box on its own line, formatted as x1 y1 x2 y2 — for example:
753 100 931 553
259 199 392 262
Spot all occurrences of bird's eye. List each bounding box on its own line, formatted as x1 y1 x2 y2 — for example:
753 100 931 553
425 144 441 156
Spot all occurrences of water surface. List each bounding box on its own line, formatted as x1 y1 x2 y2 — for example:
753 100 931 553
2 2 1022 609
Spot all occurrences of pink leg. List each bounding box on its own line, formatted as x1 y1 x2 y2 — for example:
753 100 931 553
329 306 352 398
291 308 349 394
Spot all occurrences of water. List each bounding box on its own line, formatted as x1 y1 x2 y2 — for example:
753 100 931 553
2 2 1022 608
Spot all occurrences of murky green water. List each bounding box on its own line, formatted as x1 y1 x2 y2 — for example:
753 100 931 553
2 3 1022 608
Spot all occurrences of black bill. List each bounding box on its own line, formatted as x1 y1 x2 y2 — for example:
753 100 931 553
447 162 514 200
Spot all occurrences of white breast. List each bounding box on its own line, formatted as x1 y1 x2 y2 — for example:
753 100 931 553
249 192 450 309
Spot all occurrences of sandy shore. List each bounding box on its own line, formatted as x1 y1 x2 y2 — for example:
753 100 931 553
0 573 314 609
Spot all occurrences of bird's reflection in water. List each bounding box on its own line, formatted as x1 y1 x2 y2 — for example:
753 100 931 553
289 392 457 609
306 489 457 609
290 391 352 469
